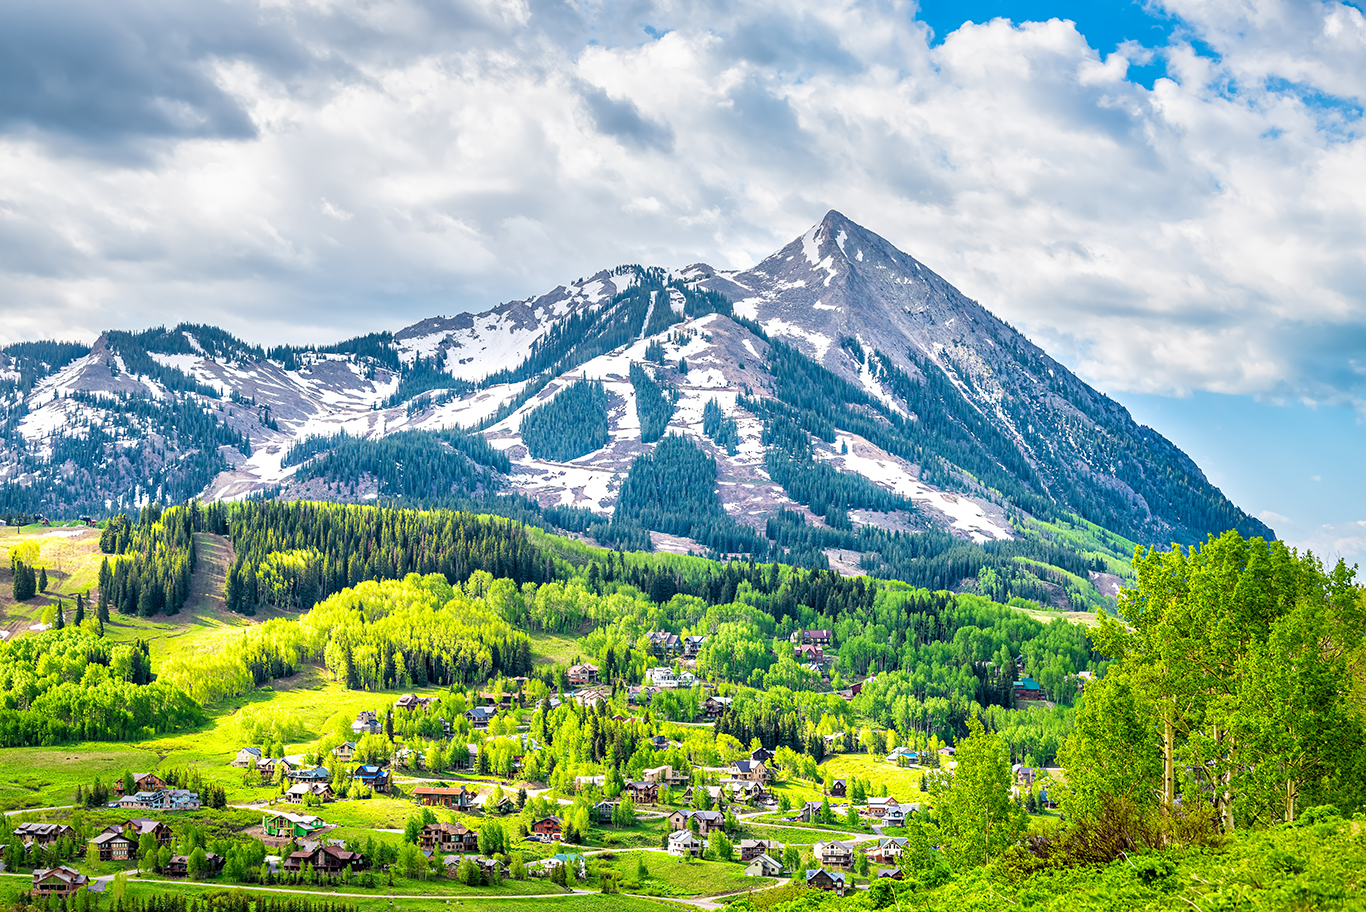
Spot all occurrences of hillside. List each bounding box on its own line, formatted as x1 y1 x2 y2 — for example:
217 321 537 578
0 213 1271 610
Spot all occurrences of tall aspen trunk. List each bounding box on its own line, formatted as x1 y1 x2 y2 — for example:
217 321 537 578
1162 716 1176 810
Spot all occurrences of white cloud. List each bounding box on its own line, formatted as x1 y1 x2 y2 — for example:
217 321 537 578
0 0 1361 414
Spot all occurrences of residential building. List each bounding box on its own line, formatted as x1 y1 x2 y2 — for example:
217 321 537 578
413 786 477 809
870 837 908 865
89 829 137 861
829 779 847 798
729 760 769 783
395 693 436 711
288 764 330 783
667 809 724 834
878 868 905 880
30 867 88 898
814 840 856 869
351 765 390 793
13 823 75 846
283 844 364 875
865 796 900 818
792 630 834 648
883 805 909 826
465 706 497 729
113 773 166 796
592 801 618 824
574 775 606 791
333 742 357 763
1013 677 1046 702
642 765 689 788
116 789 201 811
530 816 563 839
738 839 783 863
165 853 223 877
666 830 703 858
646 631 681 655
352 711 383 736
703 695 732 718
231 747 263 768
624 781 659 803
750 746 775 764
805 869 846 896
419 822 478 854
567 663 600 687
681 635 707 658
120 819 172 846
745 854 783 877
262 812 326 839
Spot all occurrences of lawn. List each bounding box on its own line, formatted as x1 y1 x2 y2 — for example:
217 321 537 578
586 818 669 850
734 824 851 846
0 524 106 634
820 753 933 803
596 851 771 897
528 631 583 666
0 743 163 811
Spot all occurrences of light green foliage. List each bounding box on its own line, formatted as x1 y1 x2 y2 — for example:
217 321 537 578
934 714 1025 869
1056 666 1162 826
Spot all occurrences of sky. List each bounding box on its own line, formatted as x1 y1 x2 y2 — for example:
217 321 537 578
0 0 1362 563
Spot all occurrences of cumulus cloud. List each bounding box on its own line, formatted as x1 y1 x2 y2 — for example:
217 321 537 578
0 0 1362 418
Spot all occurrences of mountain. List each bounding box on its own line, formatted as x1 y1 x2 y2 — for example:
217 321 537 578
0 212 1271 610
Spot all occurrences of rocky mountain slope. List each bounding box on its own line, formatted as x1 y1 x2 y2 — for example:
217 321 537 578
0 213 1271 608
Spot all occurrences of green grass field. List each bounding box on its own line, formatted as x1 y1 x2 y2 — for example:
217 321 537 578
820 753 932 802
528 631 584 666
596 852 771 897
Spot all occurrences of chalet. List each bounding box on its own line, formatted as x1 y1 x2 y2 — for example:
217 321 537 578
283 844 364 875
796 643 824 663
668 809 725 834
814 840 856 869
745 854 783 877
792 629 834 648
571 687 610 707
352 710 383 736
643 765 689 788
113 773 166 796
725 780 770 804
865 796 900 818
871 837 908 865
883 805 909 826
878 868 905 880
646 631 681 655
681 635 707 658
30 866 88 898
352 765 390 793
288 764 330 783
729 760 769 783
231 746 263 768
465 706 497 729
1013 677 1046 702
750 746 775 764
624 781 659 803
799 801 825 823
333 742 357 763
262 811 326 839
419 822 478 854
805 869 846 896
628 685 660 704
530 816 563 839
395 693 436 711
739 839 783 863
1012 764 1037 788
165 852 224 877
829 779 847 798
567 663 600 687
117 789 201 811
473 857 508 879
666 830 703 858
592 801 618 824
413 786 477 809
121 819 172 846
703 695 733 719
14 823 74 846
285 782 333 804
89 829 137 861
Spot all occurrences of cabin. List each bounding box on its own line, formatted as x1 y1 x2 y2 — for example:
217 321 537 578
395 693 436 711
530 816 563 839
413 786 477 809
878 868 905 880
814 840 856 869
739 839 783 862
89 829 137 861
352 765 390 793
624 781 659 803
567 663 600 687
262 811 326 839
231 746 263 768
1013 677 1046 702
164 852 224 877
703 695 732 719
332 742 357 763
729 760 769 783
483 794 515 815
120 819 172 846
419 822 478 854
796 643 824 663
283 844 364 875
745 854 783 877
593 801 618 824
828 779 847 798
465 706 497 729
113 773 166 796
646 631 681 655
30 866 88 898
750 746 775 764
668 809 725 834
805 869 846 896
792 629 834 648
666 830 703 858
13 823 74 847
871 837 908 865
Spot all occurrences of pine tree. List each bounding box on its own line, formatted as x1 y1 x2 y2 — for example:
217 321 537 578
74 593 85 626
54 601 65 630
38 567 48 592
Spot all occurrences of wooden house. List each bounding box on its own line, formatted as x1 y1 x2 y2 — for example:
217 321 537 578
530 816 562 839
30 866 88 898
804 869 846 896
745 854 782 877
413 785 477 809
419 822 478 854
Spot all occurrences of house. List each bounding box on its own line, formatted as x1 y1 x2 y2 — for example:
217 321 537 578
113 773 166 796
567 663 600 687
111 819 171 847
352 765 390 793
13 823 75 847
829 779 847 798
814 840 856 869
574 775 606 791
643 765 689 787
668 809 725 834
419 822 478 854
1012 764 1038 788
729 760 769 783
464 705 497 729
30 866 88 898
883 805 909 826
1013 677 1046 702
865 796 900 818
725 780 770 804
592 801 618 824
681 635 707 658
703 695 732 719
646 631 681 655
533 853 585 878
413 786 477 809
482 794 515 815
231 746 263 768
262 812 326 839
878 868 905 880
117 789 201 811
395 693 436 711
571 687 610 707
1077 670 1096 692
164 852 224 877
745 854 783 877
739 839 783 863
285 782 334 804
750 746 775 764
796 643 824 663
624 781 659 803
530 816 562 840
799 801 825 823
666 830 704 858
283 844 364 875
333 742 357 763
871 837 908 865
886 747 918 767
805 869 846 896
288 765 330 783
89 829 138 861
792 629 834 648
352 710 383 736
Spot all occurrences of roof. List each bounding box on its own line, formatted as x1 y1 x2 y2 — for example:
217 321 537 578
806 869 846 884
1014 677 1042 690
